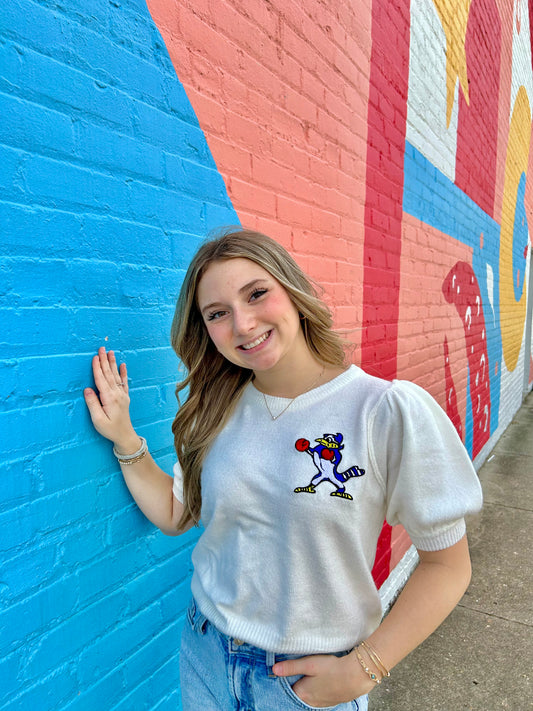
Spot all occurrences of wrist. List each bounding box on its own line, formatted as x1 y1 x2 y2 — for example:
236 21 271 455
342 650 377 699
113 432 142 456
349 640 390 693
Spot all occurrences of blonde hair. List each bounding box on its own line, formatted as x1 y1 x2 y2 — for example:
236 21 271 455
171 228 347 530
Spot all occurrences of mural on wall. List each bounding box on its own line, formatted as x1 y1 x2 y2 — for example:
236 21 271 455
3 1 533 707
145 0 533 583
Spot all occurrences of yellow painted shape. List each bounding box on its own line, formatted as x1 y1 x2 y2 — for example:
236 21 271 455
433 0 472 127
500 85 531 372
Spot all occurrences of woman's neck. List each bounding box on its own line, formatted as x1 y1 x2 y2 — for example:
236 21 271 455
252 359 347 399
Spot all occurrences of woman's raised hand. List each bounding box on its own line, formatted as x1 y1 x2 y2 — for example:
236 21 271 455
84 347 139 451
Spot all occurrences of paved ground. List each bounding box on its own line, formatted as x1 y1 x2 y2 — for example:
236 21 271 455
370 390 533 711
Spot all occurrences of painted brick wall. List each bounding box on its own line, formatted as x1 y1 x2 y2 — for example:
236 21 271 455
0 0 237 708
2 0 533 709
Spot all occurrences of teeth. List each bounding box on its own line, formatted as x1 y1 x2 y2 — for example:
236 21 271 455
241 332 270 350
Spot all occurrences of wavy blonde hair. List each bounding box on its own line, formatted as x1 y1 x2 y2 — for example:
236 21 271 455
171 228 347 530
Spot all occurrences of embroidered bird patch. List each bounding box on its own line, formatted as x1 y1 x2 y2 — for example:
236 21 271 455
294 433 365 500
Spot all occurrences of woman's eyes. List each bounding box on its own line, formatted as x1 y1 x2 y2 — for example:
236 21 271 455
206 289 268 321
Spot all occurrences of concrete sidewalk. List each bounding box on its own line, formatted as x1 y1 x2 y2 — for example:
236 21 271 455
370 390 533 711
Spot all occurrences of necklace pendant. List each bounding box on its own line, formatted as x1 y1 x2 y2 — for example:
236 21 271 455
262 394 295 420
261 365 325 421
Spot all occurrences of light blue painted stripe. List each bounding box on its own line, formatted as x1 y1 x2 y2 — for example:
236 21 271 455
403 142 501 436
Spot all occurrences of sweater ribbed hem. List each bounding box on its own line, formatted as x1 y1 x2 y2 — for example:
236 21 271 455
409 518 466 552
190 585 376 654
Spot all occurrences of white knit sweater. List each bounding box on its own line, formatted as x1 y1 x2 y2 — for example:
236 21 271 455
173 366 482 654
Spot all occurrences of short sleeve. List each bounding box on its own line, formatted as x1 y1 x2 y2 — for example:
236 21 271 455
172 461 184 503
369 380 483 551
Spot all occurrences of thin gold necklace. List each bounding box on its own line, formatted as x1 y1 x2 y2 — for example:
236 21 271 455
261 366 325 420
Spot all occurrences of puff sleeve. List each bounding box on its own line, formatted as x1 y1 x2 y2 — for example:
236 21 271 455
172 461 184 503
369 380 483 551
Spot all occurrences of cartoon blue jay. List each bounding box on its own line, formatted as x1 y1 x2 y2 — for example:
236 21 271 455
294 432 365 500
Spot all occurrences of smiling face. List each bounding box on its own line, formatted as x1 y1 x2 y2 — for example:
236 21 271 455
196 257 310 375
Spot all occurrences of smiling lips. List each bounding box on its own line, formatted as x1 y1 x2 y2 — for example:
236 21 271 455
239 330 272 350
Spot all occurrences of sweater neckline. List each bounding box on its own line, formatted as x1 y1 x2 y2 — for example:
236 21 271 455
247 364 360 411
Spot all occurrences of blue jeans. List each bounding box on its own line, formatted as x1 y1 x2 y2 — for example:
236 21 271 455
180 598 369 711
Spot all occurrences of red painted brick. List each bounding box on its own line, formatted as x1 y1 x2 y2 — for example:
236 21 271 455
276 193 312 228
284 85 317 124
223 0 280 38
229 177 276 217
183 86 227 137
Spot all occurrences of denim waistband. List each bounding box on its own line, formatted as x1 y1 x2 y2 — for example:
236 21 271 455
186 597 351 677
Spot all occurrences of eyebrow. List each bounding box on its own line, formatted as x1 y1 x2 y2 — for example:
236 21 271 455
200 278 270 314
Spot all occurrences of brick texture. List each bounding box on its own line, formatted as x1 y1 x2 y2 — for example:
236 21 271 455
2 0 533 709
0 1 236 708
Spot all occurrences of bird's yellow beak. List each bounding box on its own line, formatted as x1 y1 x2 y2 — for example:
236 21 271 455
315 439 339 448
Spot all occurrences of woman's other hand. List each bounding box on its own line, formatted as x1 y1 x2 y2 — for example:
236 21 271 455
272 651 375 707
84 347 138 450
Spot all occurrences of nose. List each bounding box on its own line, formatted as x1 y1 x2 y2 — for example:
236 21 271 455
232 306 256 336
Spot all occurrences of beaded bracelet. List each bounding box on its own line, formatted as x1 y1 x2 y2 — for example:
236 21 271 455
353 645 382 685
113 436 148 465
360 640 390 679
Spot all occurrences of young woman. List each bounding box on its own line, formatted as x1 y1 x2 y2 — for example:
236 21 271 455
84 228 483 711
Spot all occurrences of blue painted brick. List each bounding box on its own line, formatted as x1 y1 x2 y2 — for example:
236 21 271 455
0 399 95 455
61 666 126 711
124 551 193 615
0 482 98 558
0 91 76 158
121 346 181 386
119 621 182 702
23 154 134 214
0 202 81 256
0 662 79 711
0 544 57 604
0 577 79 654
0 650 22 702
151 689 182 711
204 201 241 232
1 1 75 56
0 44 132 133
0 258 122 308
127 179 208 232
94 473 143 518
1 0 239 707
111 653 180 711
22 590 128 684
164 153 230 204
103 504 153 549
128 384 166 422
4 352 107 408
34 439 114 495
139 417 175 452
73 120 164 183
76 599 166 688
132 100 211 162
108 5 165 59
79 213 175 265
76 540 152 607
3 306 175 357
0 145 26 196
159 578 192 619
169 231 207 270
0 457 32 507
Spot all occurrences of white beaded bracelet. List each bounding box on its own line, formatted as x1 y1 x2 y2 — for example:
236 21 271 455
113 436 148 465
